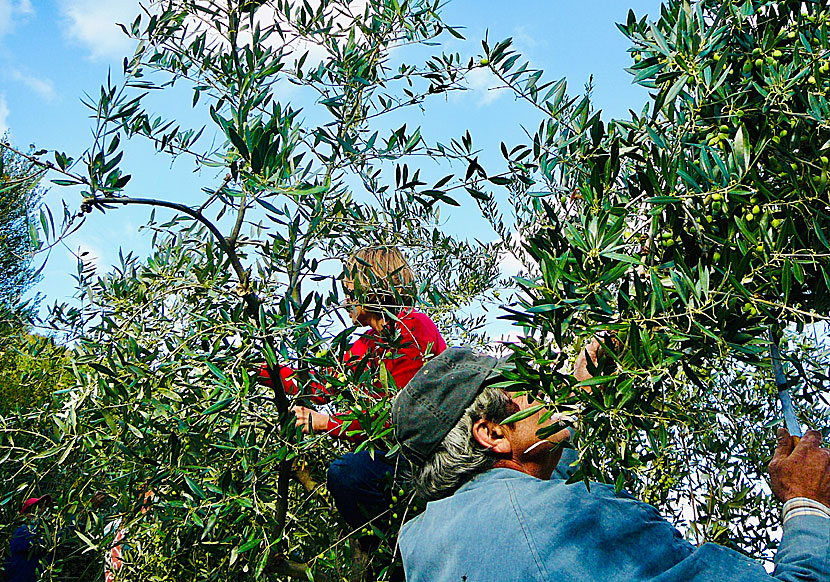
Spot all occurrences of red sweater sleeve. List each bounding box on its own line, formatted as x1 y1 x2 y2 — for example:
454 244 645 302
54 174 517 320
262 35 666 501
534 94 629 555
327 310 447 441
258 311 446 442
257 364 331 405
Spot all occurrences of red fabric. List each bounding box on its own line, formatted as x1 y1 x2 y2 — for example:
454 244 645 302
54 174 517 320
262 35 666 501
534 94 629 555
259 309 446 442
19 495 52 514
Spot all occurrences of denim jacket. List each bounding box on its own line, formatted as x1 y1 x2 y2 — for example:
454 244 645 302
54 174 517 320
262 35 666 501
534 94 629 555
399 468 830 582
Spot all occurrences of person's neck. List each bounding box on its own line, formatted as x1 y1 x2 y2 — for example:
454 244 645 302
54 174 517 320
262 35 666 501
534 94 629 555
492 451 561 481
364 312 388 333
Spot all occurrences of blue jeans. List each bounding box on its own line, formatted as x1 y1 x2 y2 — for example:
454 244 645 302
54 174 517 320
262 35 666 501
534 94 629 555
326 451 399 532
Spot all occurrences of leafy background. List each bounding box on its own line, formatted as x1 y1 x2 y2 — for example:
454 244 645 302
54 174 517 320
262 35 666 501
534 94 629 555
1 0 830 580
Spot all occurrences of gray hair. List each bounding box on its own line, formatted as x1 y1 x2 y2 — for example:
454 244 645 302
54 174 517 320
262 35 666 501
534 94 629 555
410 386 517 501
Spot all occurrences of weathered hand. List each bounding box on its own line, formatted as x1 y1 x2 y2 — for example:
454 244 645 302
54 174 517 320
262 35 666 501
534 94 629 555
573 339 601 382
769 428 830 507
573 334 620 382
291 406 330 434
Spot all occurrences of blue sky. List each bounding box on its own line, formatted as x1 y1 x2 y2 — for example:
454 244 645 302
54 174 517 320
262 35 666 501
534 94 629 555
0 0 663 331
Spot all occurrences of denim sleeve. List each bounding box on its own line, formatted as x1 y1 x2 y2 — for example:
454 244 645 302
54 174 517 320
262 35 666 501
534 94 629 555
773 513 830 582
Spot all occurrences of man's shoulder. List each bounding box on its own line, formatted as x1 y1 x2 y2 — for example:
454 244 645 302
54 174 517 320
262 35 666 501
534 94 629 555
407 468 639 529
407 468 620 525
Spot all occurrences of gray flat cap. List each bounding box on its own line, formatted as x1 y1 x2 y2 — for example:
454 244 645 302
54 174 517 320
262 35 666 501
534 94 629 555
392 347 501 465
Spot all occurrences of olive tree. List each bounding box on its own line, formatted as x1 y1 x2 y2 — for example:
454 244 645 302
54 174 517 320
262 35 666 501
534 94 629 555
0 1 499 580
473 0 830 561
0 136 44 328
7 0 830 577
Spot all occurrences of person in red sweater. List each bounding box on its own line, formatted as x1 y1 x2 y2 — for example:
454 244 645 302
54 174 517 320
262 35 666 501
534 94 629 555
260 247 446 539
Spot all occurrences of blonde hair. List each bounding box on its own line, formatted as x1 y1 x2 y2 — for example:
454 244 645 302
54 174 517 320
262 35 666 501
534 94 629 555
344 247 416 309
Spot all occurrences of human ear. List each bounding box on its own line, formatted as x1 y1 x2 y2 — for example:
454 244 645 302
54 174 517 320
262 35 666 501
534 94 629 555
472 419 513 454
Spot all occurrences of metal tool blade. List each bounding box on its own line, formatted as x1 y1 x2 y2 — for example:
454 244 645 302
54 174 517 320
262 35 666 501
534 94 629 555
769 327 802 438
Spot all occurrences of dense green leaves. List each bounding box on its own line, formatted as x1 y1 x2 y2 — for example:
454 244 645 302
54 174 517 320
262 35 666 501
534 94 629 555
480 0 830 563
0 138 44 327
1 1 501 580
5 0 830 577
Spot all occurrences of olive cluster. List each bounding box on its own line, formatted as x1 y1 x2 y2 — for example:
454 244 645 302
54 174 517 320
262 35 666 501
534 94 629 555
357 487 418 539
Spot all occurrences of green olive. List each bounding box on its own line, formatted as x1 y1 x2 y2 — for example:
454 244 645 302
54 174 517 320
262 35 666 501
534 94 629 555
479 58 490 66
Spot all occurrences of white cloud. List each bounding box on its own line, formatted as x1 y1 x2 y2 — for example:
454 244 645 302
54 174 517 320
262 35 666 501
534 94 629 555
511 25 542 52
497 231 538 278
72 242 103 272
0 0 33 37
183 0 368 68
465 67 507 106
10 69 56 102
486 330 524 356
0 3 10 36
498 249 525 277
0 94 9 133
62 0 138 61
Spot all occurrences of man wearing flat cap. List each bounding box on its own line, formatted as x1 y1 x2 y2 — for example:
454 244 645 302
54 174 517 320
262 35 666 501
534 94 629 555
393 347 830 582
